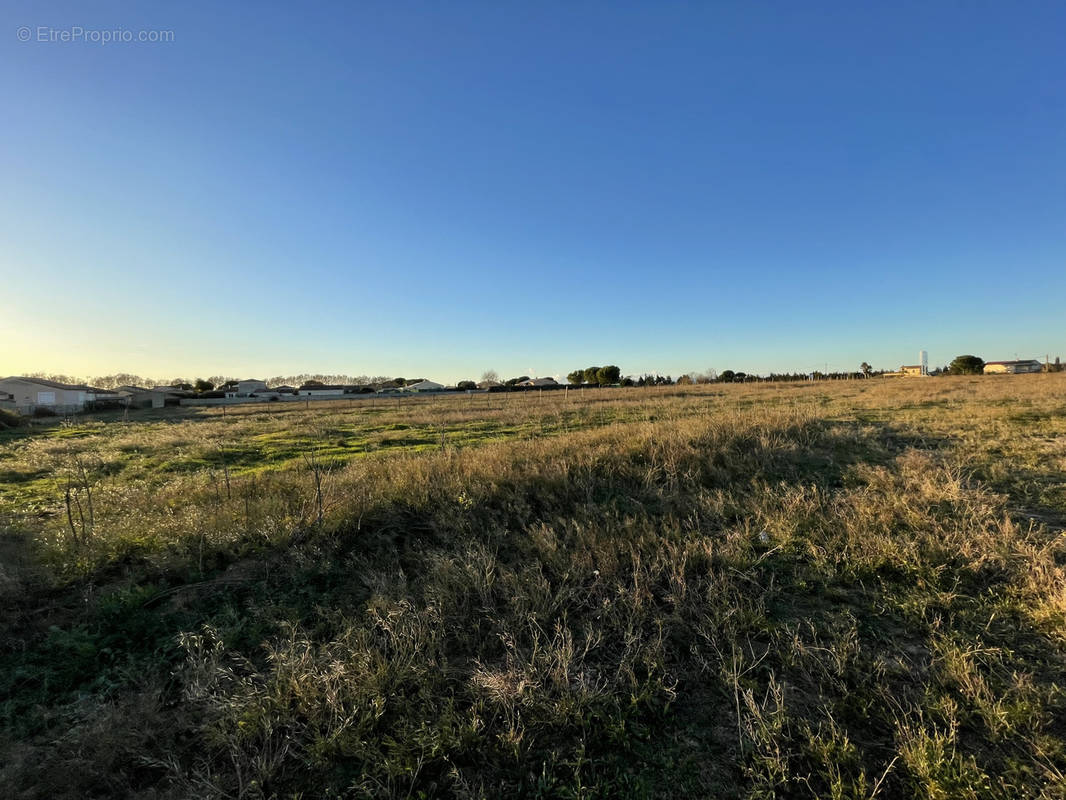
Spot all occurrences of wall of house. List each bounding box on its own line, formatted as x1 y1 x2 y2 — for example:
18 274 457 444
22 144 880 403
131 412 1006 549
0 379 87 413
238 381 268 395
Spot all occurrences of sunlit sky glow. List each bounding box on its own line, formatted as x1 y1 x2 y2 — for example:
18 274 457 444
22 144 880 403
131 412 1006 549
2 2 1064 382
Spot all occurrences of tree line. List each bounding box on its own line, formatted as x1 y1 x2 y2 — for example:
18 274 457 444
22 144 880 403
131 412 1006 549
22 354 1063 396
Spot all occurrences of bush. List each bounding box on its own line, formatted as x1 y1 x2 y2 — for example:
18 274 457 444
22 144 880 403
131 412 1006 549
0 408 24 429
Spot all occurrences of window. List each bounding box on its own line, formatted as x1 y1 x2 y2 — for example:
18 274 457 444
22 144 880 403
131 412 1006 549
37 391 56 405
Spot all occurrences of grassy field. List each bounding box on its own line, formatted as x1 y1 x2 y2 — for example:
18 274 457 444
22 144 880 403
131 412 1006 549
1 376 1065 798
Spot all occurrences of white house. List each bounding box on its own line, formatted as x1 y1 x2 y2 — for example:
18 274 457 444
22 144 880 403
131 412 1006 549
220 380 268 398
238 379 268 396
403 380 445 392
0 377 93 413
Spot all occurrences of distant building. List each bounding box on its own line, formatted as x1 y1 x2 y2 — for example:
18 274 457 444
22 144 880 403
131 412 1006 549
150 386 194 397
0 377 94 413
983 360 1042 374
403 380 445 392
237 379 267 396
518 377 559 387
899 365 925 377
115 386 168 409
477 379 503 389
298 384 347 396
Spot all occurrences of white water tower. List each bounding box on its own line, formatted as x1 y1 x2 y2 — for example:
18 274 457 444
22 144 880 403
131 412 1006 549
920 350 928 376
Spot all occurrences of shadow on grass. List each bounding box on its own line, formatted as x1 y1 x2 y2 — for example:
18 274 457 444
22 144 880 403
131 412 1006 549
3 415 1065 797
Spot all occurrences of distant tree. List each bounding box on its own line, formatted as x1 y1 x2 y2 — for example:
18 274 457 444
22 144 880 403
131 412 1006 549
480 369 499 384
583 366 601 385
304 380 325 387
694 369 716 384
596 365 621 386
194 378 215 392
621 376 635 387
171 381 193 391
457 380 476 390
90 373 149 390
567 370 585 385
948 355 985 375
676 374 694 385
29 373 81 385
860 362 872 378
505 376 529 387
719 370 736 383
734 372 747 382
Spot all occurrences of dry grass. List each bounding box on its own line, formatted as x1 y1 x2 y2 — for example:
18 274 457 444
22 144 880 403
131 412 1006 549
1 375 1065 798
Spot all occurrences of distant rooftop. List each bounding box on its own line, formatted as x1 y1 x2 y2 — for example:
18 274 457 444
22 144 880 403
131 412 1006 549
1 376 92 391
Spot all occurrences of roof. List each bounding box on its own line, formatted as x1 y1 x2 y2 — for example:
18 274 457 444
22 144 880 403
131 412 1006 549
0 376 92 391
298 384 348 390
985 360 1040 366
901 365 922 369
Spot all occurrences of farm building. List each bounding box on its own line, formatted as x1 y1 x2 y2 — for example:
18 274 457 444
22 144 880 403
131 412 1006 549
518 377 559 387
0 377 95 414
984 360 1042 374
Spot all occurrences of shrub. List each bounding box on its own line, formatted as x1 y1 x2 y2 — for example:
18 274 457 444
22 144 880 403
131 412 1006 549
0 408 24 429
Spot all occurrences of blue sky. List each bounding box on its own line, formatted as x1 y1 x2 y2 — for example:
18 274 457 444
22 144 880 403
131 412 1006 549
2 2 1064 381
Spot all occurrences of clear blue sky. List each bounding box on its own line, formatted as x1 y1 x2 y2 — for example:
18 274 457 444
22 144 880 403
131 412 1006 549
2 1 1064 381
